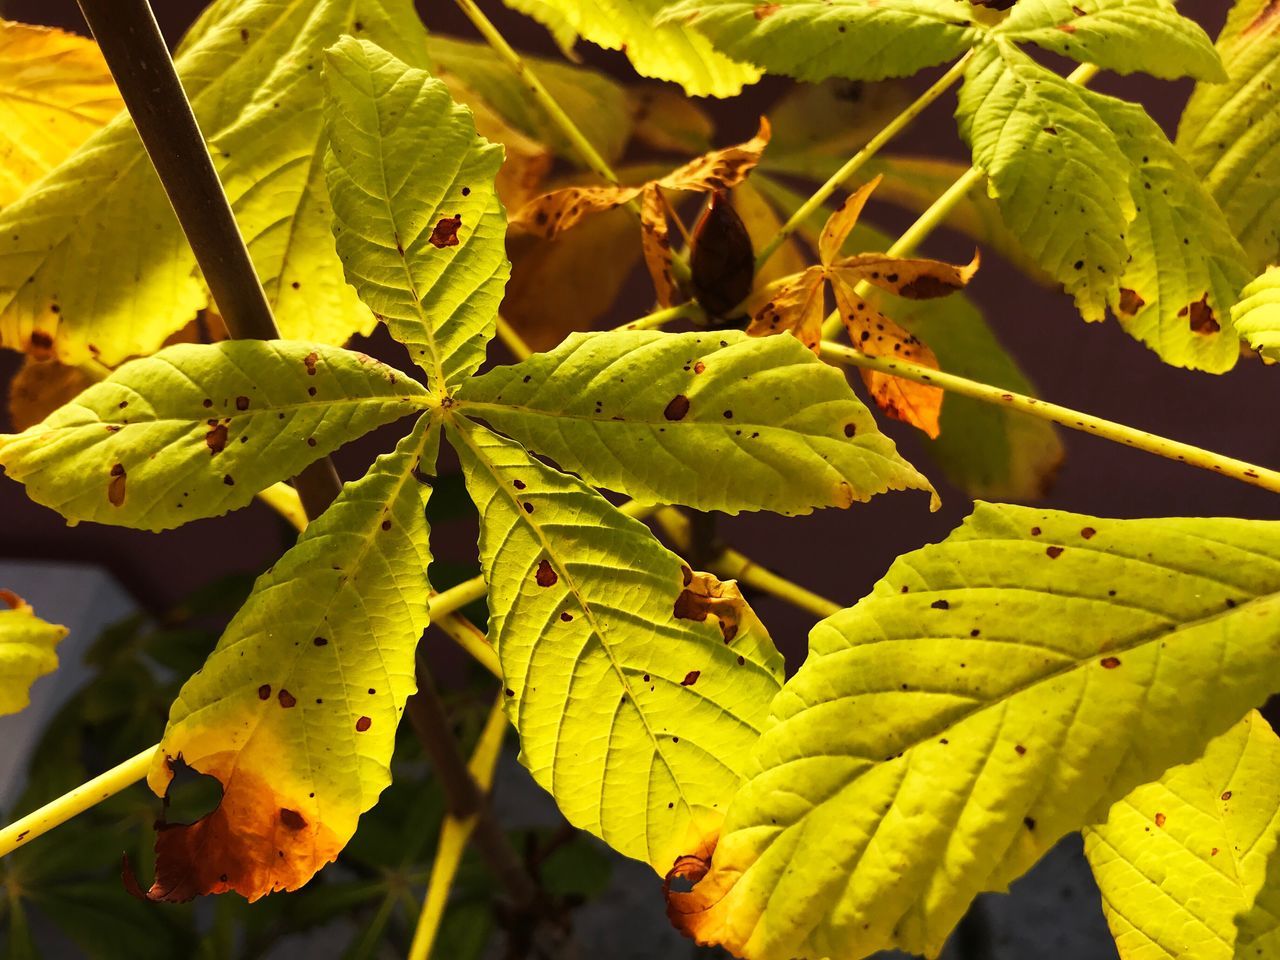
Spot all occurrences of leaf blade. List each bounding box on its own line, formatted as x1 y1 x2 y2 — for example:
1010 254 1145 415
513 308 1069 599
0 590 66 716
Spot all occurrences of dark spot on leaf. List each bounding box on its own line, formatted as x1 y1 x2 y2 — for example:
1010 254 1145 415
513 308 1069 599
313 637 327 647
1024 816 1036 830
1046 546 1063 559
898 275 961 299
664 395 690 421
523 502 534 514
381 519 392 531
1100 656 1121 669
356 716 372 732
560 611 573 622
224 475 235 486
429 215 462 248
931 599 949 610
1117 288 1145 315
1030 526 1042 536
258 684 271 700
693 361 705 374
304 352 318 375
235 396 250 411
280 809 306 830
753 2 780 18
108 463 127 506
205 421 229 455
1180 294 1219 334
844 423 856 437
513 479 526 489
1014 744 1026 756
536 559 558 587
1222 790 1233 801
1154 812 1166 828
278 689 296 708
681 671 700 686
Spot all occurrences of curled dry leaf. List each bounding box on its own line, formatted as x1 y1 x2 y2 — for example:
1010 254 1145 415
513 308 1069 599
511 119 771 308
747 177 976 436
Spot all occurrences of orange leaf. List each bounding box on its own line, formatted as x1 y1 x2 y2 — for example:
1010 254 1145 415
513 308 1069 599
511 182 644 240
658 117 772 194
818 175 882 266
833 275 943 438
640 184 680 308
746 266 827 353
829 248 981 299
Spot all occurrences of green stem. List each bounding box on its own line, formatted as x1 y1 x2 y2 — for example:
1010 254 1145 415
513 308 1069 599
0 747 155 857
755 50 974 271
615 301 705 332
821 341 1280 495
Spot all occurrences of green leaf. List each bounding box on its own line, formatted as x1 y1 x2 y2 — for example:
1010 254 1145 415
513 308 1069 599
500 0 761 97
323 37 509 390
668 503 1280 960
958 42 1250 372
957 42 1134 323
450 417 784 872
1177 0 1280 272
1083 710 1280 959
0 590 66 715
457 329 936 515
0 340 427 531
657 0 983 82
1233 266 1280 362
424 34 629 165
0 0 430 364
143 417 438 901
994 0 1226 81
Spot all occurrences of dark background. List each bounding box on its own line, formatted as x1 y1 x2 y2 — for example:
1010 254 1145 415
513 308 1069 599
1 0 1275 669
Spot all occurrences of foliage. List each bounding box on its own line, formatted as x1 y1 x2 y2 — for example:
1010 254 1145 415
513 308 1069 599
0 0 1278 958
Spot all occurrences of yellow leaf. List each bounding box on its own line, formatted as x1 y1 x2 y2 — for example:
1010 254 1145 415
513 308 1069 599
0 20 121 208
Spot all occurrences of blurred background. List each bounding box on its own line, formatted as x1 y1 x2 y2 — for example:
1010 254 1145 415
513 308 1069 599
0 0 1273 957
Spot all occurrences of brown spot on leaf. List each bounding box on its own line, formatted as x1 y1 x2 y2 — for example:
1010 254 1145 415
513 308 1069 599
844 423 857 437
1056 22 1077 32
1014 744 1027 756
279 809 306 830
1117 288 1145 315
108 463 127 506
206 420 229 455
236 396 250 411
313 637 327 647
429 215 462 248
1046 546 1064 559
258 684 271 700
1081 527 1096 539
931 599 950 610
753 2 780 17
1154 812 1166 828
355 716 372 732
693 361 705 374
673 570 751 644
1222 790 1233 801
27 330 54 360
304 352 318 375
898 274 962 299
1180 295 1220 334
536 559 558 587
1100 656 1121 669
664 395 691 420
681 671 701 686
278 689 296 708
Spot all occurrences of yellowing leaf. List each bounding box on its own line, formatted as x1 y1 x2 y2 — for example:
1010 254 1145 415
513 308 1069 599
0 19 122 208
138 418 438 901
640 184 680 309
747 266 826 352
323 37 509 390
0 589 65 716
499 0 762 98
0 341 428 531
450 418 784 871
1232 265 1280 363
457 329 936 515
667 505 1280 959
0 0 432 365
6 358 98 431
1084 710 1280 959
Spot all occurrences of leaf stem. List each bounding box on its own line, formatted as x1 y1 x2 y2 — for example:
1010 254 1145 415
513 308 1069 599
755 50 975 271
821 341 1280 495
76 0 342 521
408 694 508 960
0 746 155 857
615 301 706 331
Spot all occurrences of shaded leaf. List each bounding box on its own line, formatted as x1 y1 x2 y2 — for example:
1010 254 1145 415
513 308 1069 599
1177 0 1280 271
629 85 715 154
139 418 438 901
1233 266 1280 362
324 37 509 389
450 417 784 871
0 341 427 531
669 504 1280 959
765 78 914 171
0 19 122 208
0 589 66 715
1084 710 1280 959
426 33 629 164
994 0 1226 81
457 328 936 515
499 0 762 97
0 0 431 364
6 358 98 431
658 0 984 82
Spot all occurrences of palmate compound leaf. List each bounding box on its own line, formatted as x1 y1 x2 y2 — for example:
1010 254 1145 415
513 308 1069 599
992 0 1226 82
667 503 1280 960
1083 710 1280 959
137 417 438 901
497 0 761 98
0 0 431 364
1233 266 1280 363
655 0 984 83
323 37 509 391
449 416 785 872
0 589 66 715
957 41 1252 372
455 329 936 516
0 340 428 531
0 19 122 208
1176 0 1280 272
